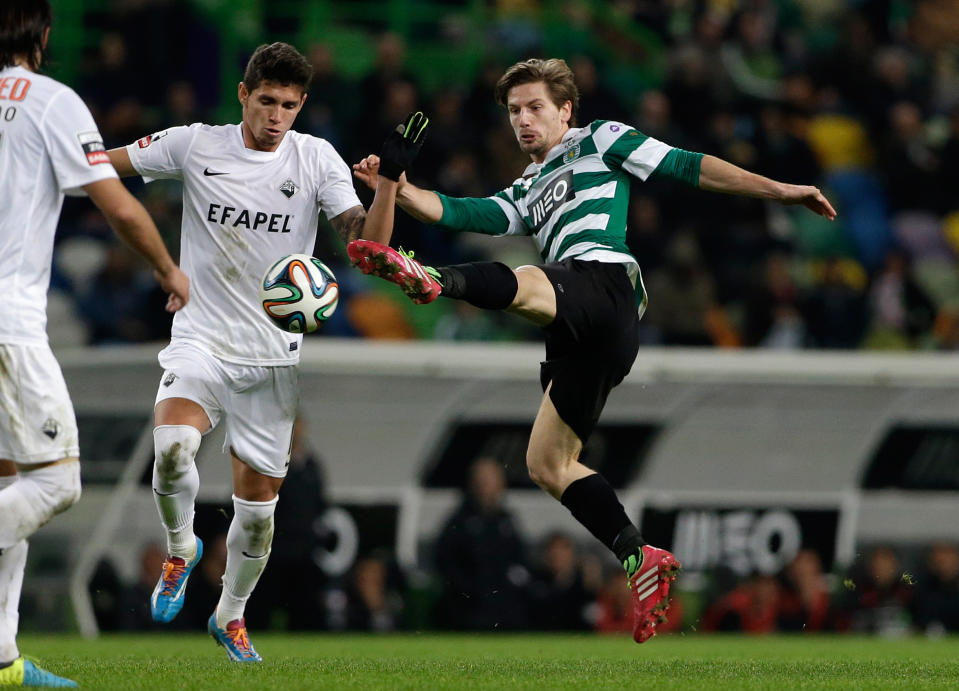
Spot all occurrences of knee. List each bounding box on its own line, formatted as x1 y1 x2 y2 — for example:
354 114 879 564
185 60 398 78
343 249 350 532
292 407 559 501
526 449 561 494
57 461 82 513
512 266 556 314
231 495 277 557
153 425 202 486
23 460 81 518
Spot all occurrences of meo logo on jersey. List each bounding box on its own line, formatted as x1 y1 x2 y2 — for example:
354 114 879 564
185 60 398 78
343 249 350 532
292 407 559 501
77 131 108 165
529 169 575 231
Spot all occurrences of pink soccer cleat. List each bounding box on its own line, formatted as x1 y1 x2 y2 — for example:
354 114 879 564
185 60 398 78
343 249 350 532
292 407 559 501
347 240 442 304
629 544 681 643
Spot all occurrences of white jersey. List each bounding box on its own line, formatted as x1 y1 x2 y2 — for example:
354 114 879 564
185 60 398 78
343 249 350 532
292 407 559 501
0 65 117 345
127 123 360 365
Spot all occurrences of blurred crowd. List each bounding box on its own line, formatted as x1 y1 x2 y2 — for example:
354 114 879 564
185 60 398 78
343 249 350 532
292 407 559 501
47 0 959 349
89 454 959 636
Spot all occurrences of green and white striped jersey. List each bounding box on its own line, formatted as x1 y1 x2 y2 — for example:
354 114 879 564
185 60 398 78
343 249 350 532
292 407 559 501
435 120 702 308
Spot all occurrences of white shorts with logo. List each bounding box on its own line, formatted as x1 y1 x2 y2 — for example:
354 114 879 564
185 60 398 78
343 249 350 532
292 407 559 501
155 340 298 478
0 343 80 464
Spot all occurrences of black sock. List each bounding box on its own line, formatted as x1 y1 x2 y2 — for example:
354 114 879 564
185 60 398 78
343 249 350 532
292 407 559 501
0 660 13 670
437 262 518 310
560 474 645 572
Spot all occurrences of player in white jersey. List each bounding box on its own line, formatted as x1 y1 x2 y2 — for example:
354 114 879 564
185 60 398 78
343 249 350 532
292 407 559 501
106 42 424 661
0 1 190 686
348 58 837 643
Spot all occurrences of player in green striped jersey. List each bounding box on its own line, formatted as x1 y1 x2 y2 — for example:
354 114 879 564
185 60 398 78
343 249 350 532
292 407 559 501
349 58 835 642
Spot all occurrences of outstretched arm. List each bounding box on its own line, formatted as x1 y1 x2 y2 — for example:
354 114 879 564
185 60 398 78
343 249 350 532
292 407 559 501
329 175 400 245
336 111 432 244
698 154 837 220
353 154 444 224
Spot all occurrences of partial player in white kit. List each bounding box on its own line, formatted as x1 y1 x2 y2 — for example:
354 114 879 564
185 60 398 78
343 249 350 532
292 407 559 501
107 41 425 661
0 1 190 687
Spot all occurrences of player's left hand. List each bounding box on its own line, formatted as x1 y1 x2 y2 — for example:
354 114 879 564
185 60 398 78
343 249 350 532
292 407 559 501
378 111 429 181
155 265 190 312
780 184 837 220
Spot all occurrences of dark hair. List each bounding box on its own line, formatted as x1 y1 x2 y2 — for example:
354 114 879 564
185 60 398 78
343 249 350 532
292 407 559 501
494 58 580 126
0 0 51 71
242 42 313 93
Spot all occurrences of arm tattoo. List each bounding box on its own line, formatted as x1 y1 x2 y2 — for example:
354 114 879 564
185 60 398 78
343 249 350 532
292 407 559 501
330 205 367 244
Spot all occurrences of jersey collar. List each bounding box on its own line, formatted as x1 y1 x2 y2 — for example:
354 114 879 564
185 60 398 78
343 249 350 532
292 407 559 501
522 126 584 177
233 123 292 158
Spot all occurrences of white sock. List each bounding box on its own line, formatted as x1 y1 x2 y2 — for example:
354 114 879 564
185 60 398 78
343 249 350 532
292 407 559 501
0 463 81 550
216 495 277 627
0 540 27 663
152 426 202 559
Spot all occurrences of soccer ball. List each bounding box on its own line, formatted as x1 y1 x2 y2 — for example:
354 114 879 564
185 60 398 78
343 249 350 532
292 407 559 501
259 254 339 334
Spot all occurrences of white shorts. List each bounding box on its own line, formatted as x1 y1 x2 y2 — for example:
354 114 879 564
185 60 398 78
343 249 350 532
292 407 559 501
0 343 80 464
155 340 298 478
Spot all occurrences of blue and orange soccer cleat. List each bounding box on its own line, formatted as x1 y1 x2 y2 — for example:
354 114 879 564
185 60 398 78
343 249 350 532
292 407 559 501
208 615 262 663
347 240 442 305
150 537 203 623
629 544 681 643
0 657 77 687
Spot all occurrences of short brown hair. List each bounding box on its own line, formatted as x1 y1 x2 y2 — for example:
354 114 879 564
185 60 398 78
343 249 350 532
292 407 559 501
0 0 51 71
494 58 580 126
242 42 312 92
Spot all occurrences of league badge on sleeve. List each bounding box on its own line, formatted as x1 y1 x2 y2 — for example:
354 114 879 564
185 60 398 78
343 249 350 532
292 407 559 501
77 131 109 165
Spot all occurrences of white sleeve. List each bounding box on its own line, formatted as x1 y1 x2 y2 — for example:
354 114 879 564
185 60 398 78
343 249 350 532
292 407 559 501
315 141 362 220
42 88 117 192
126 124 200 182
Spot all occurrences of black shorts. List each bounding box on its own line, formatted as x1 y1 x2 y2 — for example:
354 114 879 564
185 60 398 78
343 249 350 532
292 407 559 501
538 259 640 443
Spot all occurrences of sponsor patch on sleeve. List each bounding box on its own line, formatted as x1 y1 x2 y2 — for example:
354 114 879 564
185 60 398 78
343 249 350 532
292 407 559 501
137 129 168 149
77 130 109 165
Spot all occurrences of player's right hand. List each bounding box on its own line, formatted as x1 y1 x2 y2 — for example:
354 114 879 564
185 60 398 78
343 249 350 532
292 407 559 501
780 184 837 220
353 154 408 191
155 265 190 312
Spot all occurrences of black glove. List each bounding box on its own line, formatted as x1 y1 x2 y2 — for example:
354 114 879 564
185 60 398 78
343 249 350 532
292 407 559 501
378 111 429 181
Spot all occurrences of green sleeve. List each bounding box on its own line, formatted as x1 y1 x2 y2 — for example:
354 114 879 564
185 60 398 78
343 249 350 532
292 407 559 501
650 149 704 186
436 192 514 236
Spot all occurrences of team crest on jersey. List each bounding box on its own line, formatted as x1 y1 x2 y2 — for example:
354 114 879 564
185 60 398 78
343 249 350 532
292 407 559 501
279 179 299 199
77 131 109 165
41 418 60 440
563 144 581 164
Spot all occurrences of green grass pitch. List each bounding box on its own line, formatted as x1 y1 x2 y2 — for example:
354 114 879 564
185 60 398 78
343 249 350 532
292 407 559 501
18 633 959 689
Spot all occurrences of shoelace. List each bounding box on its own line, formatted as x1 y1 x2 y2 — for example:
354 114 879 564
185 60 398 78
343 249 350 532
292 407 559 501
396 247 441 282
226 625 254 655
160 559 186 596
